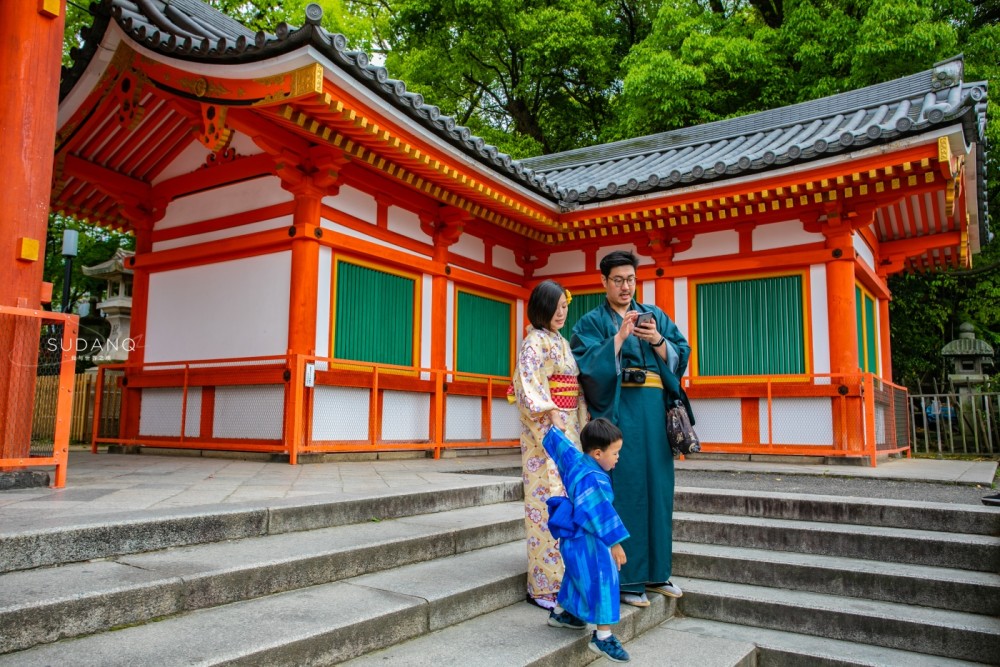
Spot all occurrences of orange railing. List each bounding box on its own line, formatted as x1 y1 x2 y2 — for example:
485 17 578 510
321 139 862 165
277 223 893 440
91 354 518 463
683 372 910 466
0 305 77 487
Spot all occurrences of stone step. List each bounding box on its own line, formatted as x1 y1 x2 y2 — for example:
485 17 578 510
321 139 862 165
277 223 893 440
674 487 1000 536
0 502 523 655
665 617 991 667
673 541 1000 614
0 541 529 666
343 595 681 666
673 576 1000 664
673 512 1000 572
0 478 522 573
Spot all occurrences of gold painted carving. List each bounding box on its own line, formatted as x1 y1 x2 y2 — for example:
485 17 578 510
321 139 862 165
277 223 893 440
197 104 233 153
291 64 325 98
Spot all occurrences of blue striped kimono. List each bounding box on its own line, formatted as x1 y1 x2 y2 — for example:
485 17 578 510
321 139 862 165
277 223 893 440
543 427 630 625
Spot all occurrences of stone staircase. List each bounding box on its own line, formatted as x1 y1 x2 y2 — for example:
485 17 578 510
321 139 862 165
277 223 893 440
0 477 996 665
666 487 1000 666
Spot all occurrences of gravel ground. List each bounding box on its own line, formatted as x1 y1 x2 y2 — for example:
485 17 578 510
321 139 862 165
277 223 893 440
676 469 998 506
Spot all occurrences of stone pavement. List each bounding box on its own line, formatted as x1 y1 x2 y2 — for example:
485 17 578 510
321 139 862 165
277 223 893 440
0 449 995 528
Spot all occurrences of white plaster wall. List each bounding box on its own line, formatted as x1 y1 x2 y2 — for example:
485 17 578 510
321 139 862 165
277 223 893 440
753 220 824 251
316 247 332 360
853 233 876 269
642 280 656 304
382 391 430 440
674 230 739 261
493 246 520 274
320 218 427 257
673 277 689 373
213 385 284 440
446 395 482 440
689 398 742 443
152 216 292 251
323 185 377 223
760 397 832 445
535 250 586 276
145 252 291 362
421 274 433 379
810 264 831 379
516 299 525 350
156 176 288 230
153 131 265 185
388 206 432 243
139 387 201 438
491 398 520 439
449 234 485 263
312 386 369 440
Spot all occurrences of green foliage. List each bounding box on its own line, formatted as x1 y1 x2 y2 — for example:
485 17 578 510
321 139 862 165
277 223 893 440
45 215 134 314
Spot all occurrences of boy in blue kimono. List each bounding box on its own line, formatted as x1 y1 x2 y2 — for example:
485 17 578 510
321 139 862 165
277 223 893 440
543 419 631 663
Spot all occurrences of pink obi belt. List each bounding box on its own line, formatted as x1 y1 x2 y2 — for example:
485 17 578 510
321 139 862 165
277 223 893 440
548 374 580 409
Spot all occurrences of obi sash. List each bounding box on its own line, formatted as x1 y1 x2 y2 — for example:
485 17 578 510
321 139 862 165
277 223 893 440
548 374 580 409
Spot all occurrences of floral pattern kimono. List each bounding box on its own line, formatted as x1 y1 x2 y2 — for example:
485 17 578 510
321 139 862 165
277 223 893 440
512 326 588 607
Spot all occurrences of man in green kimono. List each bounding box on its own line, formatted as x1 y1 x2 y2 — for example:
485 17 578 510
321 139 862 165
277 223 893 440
570 250 692 607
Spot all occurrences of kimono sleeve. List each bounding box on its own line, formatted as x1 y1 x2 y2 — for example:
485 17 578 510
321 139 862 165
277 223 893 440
573 473 629 548
513 335 557 415
542 426 582 478
570 310 620 423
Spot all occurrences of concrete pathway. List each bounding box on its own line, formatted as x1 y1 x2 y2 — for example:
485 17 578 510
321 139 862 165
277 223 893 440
0 449 995 527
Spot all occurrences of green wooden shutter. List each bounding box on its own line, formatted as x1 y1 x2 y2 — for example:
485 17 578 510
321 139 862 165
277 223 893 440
864 293 878 372
563 291 606 340
696 275 805 375
856 286 865 371
334 262 414 366
456 292 511 376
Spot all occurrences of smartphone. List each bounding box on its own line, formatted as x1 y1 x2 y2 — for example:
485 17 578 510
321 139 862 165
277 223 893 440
635 312 654 327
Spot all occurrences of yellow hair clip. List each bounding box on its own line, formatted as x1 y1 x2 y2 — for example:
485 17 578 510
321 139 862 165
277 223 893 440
564 289 573 305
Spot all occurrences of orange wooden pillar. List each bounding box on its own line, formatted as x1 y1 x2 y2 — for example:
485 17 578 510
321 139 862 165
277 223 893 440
283 180 325 461
0 1 66 463
120 227 152 442
878 294 892 381
824 225 861 452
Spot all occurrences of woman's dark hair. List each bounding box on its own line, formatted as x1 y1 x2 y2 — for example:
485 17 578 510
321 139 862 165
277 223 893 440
599 250 639 277
580 418 623 454
527 280 566 330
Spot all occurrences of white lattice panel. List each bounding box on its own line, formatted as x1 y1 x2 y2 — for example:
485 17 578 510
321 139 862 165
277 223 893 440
213 385 284 440
312 386 369 441
761 397 833 445
139 387 201 437
446 395 482 441
689 398 742 444
491 398 520 439
382 391 430 441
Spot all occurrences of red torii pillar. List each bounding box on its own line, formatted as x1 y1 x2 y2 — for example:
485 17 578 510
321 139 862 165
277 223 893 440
0 2 66 461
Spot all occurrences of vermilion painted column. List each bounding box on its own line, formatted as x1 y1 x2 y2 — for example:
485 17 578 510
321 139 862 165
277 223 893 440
286 184 322 357
824 226 861 452
0 2 66 462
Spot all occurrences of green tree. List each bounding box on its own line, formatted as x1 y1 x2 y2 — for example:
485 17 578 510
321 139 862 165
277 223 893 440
44 214 134 314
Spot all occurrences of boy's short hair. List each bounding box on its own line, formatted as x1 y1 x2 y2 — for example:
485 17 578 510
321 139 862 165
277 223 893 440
580 418 623 454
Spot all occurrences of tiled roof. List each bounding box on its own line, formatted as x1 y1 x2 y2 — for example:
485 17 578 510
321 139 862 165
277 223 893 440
64 1 988 226
522 59 988 210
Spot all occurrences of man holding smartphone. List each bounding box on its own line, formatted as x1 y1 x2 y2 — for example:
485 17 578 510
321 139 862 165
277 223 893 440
570 250 692 607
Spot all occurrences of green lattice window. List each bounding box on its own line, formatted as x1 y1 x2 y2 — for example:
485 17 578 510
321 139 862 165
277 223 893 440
855 286 878 373
334 261 416 366
564 291 606 340
696 275 806 376
456 291 511 376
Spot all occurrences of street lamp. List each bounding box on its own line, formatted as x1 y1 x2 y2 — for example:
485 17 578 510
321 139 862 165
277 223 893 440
61 229 78 313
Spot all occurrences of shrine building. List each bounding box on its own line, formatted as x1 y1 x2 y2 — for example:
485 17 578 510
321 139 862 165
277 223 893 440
54 0 989 464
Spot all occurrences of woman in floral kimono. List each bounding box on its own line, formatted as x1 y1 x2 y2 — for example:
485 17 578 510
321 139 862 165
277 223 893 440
511 280 588 609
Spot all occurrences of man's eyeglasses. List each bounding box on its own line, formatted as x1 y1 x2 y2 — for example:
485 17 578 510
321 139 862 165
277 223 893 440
608 276 637 287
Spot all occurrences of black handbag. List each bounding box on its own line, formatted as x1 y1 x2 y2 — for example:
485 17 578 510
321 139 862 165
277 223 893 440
666 399 700 455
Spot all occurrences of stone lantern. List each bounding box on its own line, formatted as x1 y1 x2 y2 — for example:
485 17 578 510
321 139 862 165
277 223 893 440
942 322 994 395
82 248 134 363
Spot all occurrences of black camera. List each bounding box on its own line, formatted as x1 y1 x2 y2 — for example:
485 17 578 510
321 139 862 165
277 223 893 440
622 368 646 384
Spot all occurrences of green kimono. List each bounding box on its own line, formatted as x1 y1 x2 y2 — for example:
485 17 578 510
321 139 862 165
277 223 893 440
570 300 691 594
